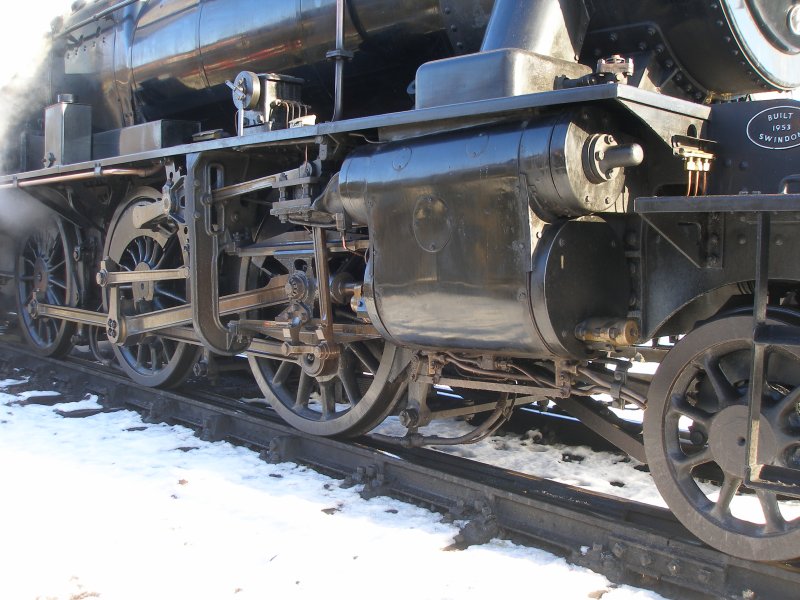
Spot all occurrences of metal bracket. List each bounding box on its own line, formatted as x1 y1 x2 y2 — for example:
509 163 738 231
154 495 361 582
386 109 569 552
445 500 499 550
186 151 249 355
638 211 723 269
745 211 800 497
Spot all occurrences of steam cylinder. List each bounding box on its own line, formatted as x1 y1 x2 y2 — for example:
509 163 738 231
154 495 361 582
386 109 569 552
337 114 632 356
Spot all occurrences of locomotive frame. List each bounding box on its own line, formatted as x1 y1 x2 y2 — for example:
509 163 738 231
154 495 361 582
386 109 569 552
3 0 800 562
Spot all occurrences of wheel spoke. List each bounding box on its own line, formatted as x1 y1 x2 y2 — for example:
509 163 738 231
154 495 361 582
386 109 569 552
253 262 275 279
160 343 170 365
756 490 787 534
319 381 336 419
339 366 361 406
154 238 173 269
673 447 713 476
272 361 293 387
46 237 58 261
49 277 67 290
710 475 742 519
349 342 378 374
47 319 58 344
294 372 312 410
162 338 175 360
702 353 739 407
155 286 186 304
46 288 61 306
144 238 156 265
124 246 138 265
667 395 712 428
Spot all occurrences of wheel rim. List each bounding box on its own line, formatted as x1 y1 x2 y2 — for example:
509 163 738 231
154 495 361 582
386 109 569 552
249 340 401 437
15 216 76 356
645 316 800 561
105 190 198 388
242 253 403 437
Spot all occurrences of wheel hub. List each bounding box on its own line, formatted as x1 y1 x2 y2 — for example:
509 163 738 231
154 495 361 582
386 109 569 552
300 351 339 379
33 257 49 299
707 404 779 479
133 262 154 303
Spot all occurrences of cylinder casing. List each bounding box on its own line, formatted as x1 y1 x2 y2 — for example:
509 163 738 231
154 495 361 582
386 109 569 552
339 116 631 356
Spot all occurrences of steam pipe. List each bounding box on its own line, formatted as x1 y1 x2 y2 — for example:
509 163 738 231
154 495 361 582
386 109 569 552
334 0 345 121
326 0 353 122
0 164 162 190
56 0 142 38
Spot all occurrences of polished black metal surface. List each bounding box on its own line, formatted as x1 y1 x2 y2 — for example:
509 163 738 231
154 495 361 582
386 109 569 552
337 115 632 355
55 0 493 130
7 0 800 565
585 0 800 99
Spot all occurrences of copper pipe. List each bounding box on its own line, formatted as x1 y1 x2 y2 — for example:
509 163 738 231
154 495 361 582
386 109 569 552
0 164 162 190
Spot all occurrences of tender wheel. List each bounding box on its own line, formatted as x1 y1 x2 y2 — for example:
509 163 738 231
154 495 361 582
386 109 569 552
242 254 404 437
104 189 199 388
645 316 800 561
15 215 77 356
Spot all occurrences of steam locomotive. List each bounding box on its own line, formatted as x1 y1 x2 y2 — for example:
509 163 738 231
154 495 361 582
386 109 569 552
3 0 800 561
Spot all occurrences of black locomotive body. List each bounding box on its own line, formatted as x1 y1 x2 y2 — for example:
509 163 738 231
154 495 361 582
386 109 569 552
4 0 800 561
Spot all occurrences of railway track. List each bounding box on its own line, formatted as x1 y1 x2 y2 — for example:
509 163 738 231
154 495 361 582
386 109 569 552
1 338 798 600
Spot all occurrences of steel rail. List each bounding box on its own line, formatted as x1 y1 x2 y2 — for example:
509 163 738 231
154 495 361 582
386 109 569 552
1 340 798 600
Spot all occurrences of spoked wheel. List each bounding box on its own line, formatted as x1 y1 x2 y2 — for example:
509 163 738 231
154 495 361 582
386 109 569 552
242 254 404 437
15 216 77 356
104 189 199 388
249 340 403 437
645 316 800 561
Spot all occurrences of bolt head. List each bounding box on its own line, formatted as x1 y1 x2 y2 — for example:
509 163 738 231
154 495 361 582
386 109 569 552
399 408 419 428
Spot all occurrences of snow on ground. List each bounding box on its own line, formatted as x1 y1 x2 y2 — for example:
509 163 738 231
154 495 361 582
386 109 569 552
374 360 664 505
0 375 667 600
374 414 663 506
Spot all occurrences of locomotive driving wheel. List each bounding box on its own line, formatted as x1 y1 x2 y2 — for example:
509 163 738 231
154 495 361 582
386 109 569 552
242 253 404 437
15 215 77 356
104 189 199 388
645 316 800 561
